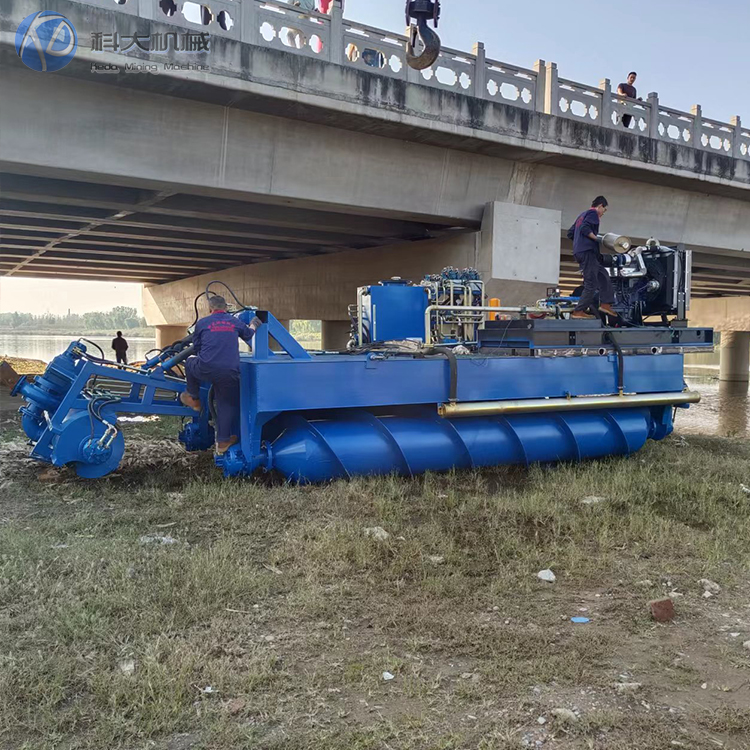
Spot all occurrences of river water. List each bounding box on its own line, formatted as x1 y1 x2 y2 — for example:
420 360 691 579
0 333 156 364
0 336 747 437
679 370 749 438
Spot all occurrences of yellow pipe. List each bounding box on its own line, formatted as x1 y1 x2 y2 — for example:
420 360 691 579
438 391 701 418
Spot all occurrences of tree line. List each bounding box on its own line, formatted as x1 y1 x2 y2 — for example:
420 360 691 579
0 307 149 332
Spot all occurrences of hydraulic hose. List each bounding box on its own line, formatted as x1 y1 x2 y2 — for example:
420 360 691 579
161 344 195 371
191 291 209 329
424 346 458 403
205 281 253 312
86 393 122 437
605 331 625 394
78 338 106 359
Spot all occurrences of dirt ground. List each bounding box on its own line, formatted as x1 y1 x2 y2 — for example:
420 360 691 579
0 356 46 376
0 417 749 750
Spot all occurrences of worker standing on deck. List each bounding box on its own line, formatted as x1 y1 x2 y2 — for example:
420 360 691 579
568 197 617 320
112 331 129 365
180 296 260 454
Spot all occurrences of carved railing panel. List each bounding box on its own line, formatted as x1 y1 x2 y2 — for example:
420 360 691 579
484 59 536 110
555 78 603 125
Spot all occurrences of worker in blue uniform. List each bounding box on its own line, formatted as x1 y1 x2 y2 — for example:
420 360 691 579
568 196 617 320
180 295 259 454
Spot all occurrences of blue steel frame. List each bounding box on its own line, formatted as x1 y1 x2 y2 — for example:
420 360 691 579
15 314 311 472
15 348 197 468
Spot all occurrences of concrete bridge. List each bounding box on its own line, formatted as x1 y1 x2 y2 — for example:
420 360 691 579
1 0 749 374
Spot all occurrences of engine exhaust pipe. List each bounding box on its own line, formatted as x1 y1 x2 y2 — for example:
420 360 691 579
599 233 632 254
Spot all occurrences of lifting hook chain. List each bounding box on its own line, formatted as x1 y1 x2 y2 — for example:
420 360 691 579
405 0 441 71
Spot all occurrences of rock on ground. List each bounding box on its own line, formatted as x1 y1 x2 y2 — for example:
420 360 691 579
699 579 721 595
649 598 676 623
364 526 390 542
614 682 642 695
551 708 578 723
581 495 607 505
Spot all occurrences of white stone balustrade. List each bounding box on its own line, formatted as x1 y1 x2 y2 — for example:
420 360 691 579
735 118 750 159
255 2 329 58
699 114 736 155
71 0 749 161
483 53 537 110
418 43 476 95
657 105 696 147
341 21 409 80
554 76 604 125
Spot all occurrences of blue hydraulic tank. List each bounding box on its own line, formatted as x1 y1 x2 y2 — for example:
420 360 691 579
361 279 429 343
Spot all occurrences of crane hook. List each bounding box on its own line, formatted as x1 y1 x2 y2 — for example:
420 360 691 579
405 0 441 71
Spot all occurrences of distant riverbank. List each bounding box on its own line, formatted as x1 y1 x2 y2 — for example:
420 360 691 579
0 333 156 364
0 327 154 338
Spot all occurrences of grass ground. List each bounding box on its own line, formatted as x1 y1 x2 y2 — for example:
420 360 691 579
1 417 750 750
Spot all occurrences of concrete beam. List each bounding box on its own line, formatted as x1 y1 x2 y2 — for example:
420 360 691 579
3 70 750 262
269 319 289 353
144 203 565 328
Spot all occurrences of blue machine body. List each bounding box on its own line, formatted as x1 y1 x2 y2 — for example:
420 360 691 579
215 348 683 482
10 294 710 483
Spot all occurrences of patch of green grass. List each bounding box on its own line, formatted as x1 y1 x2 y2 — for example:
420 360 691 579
0 430 749 748
698 706 750 734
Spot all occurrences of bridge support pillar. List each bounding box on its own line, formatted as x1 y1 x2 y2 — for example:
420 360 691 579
322 320 351 350
479 201 561 305
719 331 750 383
155 325 188 349
270 319 289 352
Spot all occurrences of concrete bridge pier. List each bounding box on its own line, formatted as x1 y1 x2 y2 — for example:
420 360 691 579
269 319 290 352
719 332 750 383
155 325 189 350
142 201 563 349
322 321 352 350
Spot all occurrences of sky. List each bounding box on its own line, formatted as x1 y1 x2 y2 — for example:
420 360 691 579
0 279 143 316
347 0 749 122
2 0 746 315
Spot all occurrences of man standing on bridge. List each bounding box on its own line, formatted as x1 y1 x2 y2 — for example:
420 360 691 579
180 296 260 454
568 196 616 320
617 72 639 128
